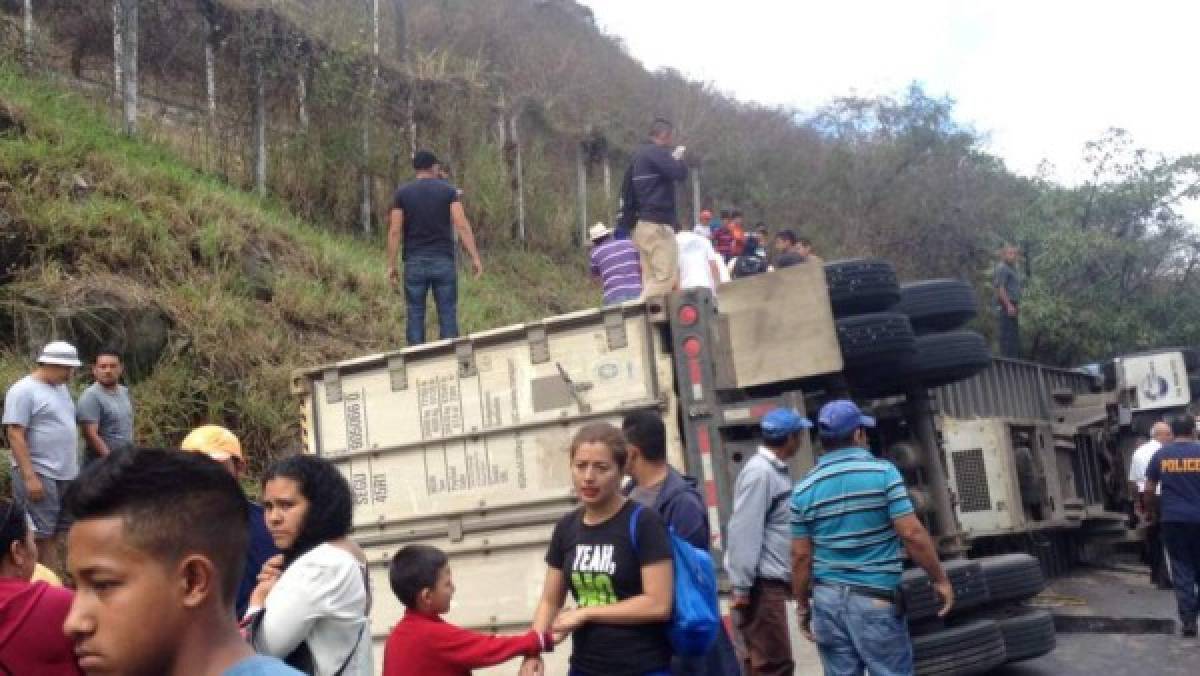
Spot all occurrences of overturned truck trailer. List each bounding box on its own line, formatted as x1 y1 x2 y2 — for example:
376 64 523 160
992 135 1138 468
294 259 1178 675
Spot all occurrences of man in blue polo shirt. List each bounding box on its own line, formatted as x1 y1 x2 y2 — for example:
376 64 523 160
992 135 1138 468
790 400 953 676
1145 414 1200 637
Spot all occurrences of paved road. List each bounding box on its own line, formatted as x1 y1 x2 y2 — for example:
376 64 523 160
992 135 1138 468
788 562 1192 675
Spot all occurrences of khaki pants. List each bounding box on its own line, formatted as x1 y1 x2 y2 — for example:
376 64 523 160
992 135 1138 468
633 220 679 299
733 579 794 676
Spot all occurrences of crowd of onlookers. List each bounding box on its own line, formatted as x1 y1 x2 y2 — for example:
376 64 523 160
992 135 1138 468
589 117 822 307
2 336 956 676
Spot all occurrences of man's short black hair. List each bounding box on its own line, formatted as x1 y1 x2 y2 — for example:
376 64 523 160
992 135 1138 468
622 410 667 463
262 454 354 563
389 544 448 608
94 348 122 363
649 118 673 138
719 209 731 219
65 448 250 605
776 229 798 245
0 497 29 562
413 150 439 171
1170 414 1196 439
730 209 743 219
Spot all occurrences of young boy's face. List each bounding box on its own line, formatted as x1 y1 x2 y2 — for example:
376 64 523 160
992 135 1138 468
64 516 187 676
426 565 455 614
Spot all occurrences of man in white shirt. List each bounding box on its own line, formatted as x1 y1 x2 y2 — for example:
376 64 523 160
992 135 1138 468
1129 421 1173 588
676 227 724 296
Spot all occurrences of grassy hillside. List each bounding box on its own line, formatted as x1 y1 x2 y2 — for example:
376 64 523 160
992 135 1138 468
0 65 598 471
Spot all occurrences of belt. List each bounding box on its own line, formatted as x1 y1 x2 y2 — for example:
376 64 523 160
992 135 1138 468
816 581 899 604
755 577 791 589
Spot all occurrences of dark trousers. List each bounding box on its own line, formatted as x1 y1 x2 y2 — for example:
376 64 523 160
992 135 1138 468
671 622 742 676
1147 522 1172 588
1162 522 1200 625
733 579 793 676
997 308 1020 358
404 255 458 346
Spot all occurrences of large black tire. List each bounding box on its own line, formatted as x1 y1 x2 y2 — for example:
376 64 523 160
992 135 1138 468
825 259 901 317
896 279 978 334
837 313 917 370
979 553 1046 603
903 559 989 622
997 609 1056 662
913 619 1007 676
848 330 991 398
904 331 991 388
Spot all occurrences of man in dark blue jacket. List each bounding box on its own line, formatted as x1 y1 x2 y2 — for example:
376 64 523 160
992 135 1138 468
622 119 689 299
622 411 741 675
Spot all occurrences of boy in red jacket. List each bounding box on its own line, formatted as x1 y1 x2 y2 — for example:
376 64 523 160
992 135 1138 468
383 545 555 676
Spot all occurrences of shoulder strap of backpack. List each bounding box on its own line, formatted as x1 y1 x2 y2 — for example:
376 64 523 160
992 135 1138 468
628 502 644 562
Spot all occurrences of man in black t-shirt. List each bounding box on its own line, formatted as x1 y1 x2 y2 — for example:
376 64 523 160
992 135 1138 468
387 150 484 346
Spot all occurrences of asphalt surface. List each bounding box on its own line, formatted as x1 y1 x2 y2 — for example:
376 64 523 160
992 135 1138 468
789 561 1192 675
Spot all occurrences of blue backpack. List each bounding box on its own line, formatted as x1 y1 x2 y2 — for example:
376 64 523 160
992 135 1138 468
630 504 721 657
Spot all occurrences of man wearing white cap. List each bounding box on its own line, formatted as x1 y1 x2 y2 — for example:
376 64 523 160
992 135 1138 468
3 341 83 570
588 222 642 305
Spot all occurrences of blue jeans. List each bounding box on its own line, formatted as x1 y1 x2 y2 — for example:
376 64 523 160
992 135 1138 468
404 255 458 345
812 583 913 676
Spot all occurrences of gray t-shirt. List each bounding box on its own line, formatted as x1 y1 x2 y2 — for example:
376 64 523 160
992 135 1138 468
3 375 80 480
629 480 665 507
77 382 134 458
993 261 1021 310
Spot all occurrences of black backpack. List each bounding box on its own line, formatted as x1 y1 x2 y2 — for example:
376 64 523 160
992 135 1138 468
732 253 767 279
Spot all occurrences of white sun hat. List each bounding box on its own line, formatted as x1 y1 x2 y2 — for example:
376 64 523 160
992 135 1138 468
37 341 82 367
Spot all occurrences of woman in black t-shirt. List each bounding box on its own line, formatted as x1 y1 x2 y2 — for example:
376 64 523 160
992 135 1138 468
526 422 675 676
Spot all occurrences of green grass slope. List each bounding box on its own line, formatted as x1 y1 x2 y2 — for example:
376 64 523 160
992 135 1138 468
0 66 598 471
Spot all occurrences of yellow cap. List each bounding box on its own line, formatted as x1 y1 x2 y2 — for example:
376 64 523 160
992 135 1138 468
180 425 244 463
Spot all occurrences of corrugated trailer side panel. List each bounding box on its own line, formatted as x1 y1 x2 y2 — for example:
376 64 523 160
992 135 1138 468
935 357 1094 421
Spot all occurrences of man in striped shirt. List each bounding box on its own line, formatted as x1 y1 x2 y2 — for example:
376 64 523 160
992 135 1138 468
790 400 953 676
588 223 642 305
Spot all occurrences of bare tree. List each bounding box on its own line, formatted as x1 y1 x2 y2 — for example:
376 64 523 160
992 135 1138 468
199 0 221 126
296 38 310 131
23 0 34 70
361 0 381 234
575 141 588 246
112 2 122 103
252 44 266 197
114 0 138 136
506 106 527 243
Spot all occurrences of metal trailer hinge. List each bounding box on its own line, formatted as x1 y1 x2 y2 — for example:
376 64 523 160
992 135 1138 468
527 324 550 364
323 368 343 404
603 308 628 350
387 355 408 391
456 341 478 378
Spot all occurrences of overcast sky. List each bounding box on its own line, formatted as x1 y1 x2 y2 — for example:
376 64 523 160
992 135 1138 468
579 0 1200 198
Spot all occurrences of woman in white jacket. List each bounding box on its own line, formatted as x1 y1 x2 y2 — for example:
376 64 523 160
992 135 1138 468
246 455 372 676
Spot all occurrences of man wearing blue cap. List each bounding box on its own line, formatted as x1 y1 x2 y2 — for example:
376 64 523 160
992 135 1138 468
790 400 953 676
725 407 812 676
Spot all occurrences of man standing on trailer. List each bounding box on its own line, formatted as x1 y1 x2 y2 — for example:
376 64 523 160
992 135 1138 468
993 244 1022 358
791 400 954 675
1145 414 1200 637
387 150 484 346
623 118 689 299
